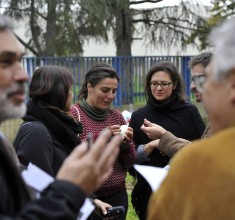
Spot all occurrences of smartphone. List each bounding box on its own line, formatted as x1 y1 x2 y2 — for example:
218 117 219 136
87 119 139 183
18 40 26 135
101 206 125 218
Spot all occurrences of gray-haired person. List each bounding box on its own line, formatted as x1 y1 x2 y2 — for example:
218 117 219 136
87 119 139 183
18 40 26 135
148 16 235 220
0 15 121 219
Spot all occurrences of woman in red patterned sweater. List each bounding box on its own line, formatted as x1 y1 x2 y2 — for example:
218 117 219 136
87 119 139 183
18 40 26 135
70 62 137 220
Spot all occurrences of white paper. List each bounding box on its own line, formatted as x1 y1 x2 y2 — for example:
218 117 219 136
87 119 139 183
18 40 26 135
22 163 54 192
134 164 169 191
78 199 95 220
22 163 94 220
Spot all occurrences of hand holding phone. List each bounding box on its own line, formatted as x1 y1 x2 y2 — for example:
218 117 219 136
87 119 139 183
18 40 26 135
101 206 125 219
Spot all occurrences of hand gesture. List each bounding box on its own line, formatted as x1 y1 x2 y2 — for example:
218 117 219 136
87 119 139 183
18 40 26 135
56 129 122 194
141 119 166 140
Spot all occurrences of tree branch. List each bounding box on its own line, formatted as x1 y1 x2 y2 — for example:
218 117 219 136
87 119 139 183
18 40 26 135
132 17 198 31
36 10 47 20
14 34 39 56
130 0 162 5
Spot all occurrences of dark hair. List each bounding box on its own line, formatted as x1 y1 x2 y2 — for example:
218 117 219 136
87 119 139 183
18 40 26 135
145 61 185 102
188 52 213 69
78 62 119 100
29 65 73 110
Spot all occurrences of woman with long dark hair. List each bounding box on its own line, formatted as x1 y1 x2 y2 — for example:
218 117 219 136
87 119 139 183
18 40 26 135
129 61 205 220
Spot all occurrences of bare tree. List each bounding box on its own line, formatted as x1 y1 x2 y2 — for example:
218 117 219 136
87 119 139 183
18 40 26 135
1 0 211 56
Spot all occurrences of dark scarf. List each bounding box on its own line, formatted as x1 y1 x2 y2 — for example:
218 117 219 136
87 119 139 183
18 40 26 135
23 100 82 153
79 99 110 121
147 91 185 113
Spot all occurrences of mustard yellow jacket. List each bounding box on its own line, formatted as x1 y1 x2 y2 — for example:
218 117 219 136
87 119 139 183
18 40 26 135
148 126 235 220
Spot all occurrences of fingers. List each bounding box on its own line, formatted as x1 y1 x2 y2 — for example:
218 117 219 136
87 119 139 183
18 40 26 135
141 124 149 134
89 128 113 160
144 118 152 127
66 142 88 160
110 125 121 136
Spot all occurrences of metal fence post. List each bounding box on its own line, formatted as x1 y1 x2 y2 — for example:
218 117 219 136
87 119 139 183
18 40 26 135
112 56 122 107
181 56 191 99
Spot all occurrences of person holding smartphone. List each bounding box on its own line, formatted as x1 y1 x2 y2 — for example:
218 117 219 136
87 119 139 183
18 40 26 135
71 62 137 220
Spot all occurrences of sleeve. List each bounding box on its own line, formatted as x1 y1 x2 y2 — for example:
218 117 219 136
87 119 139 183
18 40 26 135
157 132 191 157
13 122 55 176
0 180 86 220
129 111 143 147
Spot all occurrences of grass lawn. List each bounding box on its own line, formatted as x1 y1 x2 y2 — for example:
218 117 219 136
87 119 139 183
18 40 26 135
126 174 138 220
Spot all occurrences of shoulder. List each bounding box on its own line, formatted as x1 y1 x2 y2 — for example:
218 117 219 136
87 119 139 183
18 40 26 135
17 121 51 140
110 108 122 116
109 109 126 124
70 104 81 114
169 127 235 171
180 102 199 112
131 105 148 116
21 121 48 132
150 128 235 219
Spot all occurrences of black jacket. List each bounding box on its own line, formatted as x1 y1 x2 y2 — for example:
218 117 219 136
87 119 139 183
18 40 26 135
0 135 86 219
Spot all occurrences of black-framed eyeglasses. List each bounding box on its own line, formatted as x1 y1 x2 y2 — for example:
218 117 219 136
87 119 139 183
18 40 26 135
150 81 173 89
191 74 206 93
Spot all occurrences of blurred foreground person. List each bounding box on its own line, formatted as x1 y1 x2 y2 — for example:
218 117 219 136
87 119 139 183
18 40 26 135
148 16 235 220
0 15 121 219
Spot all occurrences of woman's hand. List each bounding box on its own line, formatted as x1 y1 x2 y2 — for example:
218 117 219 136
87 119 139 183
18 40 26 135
141 119 166 140
144 139 160 156
122 127 133 143
110 125 121 136
93 199 112 216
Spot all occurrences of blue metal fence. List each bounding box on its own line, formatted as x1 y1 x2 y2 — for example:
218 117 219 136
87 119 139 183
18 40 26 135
23 56 192 107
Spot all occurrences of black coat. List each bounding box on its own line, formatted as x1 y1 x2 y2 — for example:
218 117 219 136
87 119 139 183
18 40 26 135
13 100 82 177
0 135 85 219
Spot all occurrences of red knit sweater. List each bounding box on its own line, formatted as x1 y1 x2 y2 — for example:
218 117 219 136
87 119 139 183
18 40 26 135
70 104 137 196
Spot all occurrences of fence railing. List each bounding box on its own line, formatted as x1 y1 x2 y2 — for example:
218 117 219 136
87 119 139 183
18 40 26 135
1 56 194 141
23 56 192 107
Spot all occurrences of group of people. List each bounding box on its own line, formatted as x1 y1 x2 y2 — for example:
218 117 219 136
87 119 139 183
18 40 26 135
1 13 235 220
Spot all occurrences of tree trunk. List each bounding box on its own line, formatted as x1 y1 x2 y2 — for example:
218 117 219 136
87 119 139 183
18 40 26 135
113 1 133 104
114 0 132 56
45 0 57 56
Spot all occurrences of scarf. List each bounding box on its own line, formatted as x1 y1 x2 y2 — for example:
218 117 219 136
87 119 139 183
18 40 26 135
79 99 110 121
147 91 185 113
23 100 82 153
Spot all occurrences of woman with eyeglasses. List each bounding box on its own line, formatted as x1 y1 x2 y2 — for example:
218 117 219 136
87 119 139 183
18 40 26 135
129 61 205 220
